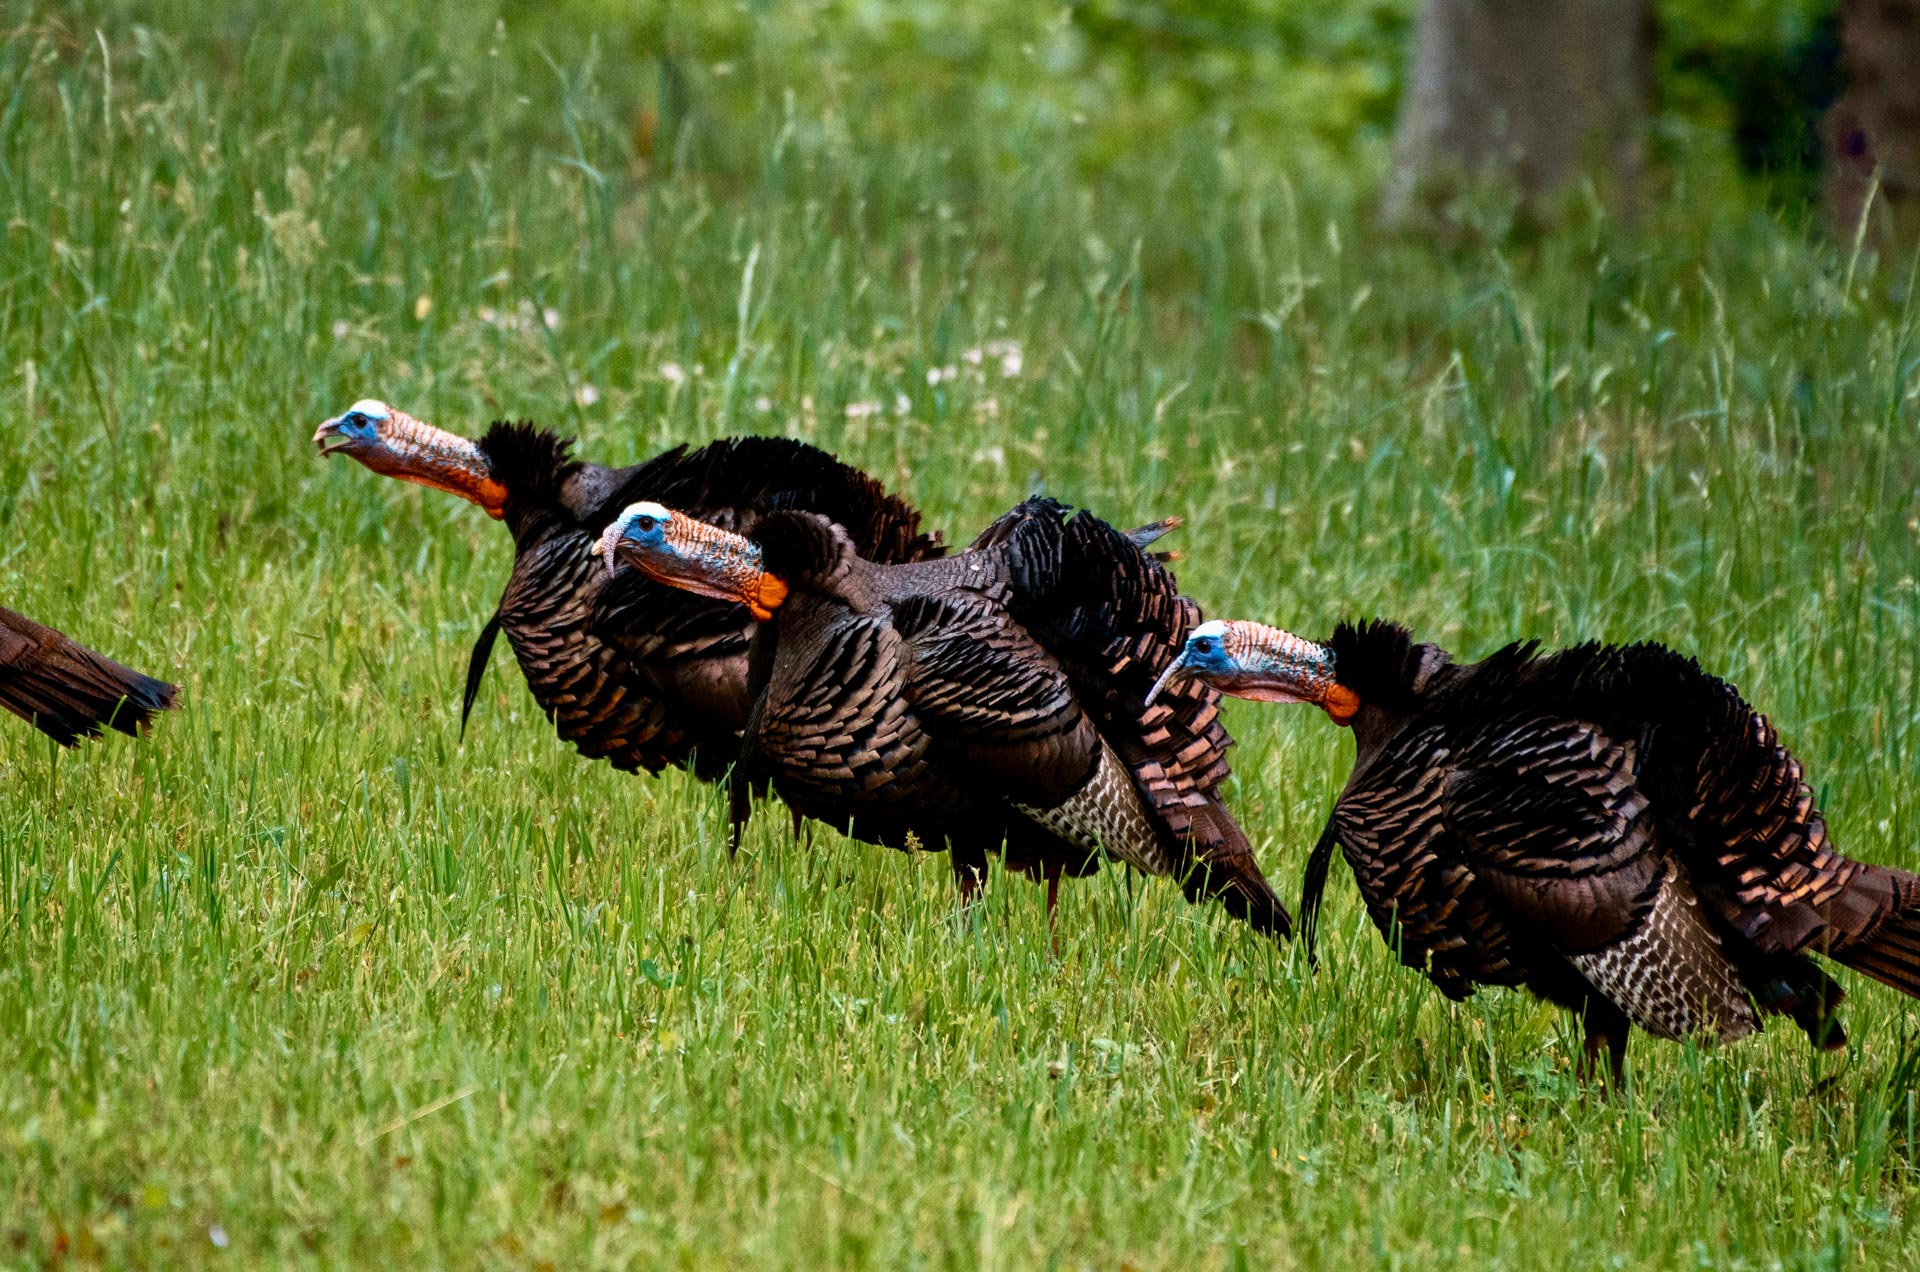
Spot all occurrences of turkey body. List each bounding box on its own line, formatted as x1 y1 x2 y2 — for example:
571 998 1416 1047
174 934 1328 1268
733 500 1287 939
0 607 176 746
1307 622 1920 1077
451 425 941 780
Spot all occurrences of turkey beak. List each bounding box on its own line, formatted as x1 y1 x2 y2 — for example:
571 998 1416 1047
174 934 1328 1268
312 414 352 456
598 518 624 576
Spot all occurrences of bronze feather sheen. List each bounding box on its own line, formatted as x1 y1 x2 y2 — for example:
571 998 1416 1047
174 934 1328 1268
640 498 1290 940
325 413 943 783
1240 621 1920 1081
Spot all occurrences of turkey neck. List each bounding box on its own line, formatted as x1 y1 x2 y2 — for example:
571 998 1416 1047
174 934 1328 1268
753 512 878 611
1343 700 1414 781
1335 632 1463 780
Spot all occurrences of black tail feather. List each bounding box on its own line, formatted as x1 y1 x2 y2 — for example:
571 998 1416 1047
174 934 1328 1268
460 609 503 739
1747 956 1848 1051
1300 819 1342 970
986 500 1284 942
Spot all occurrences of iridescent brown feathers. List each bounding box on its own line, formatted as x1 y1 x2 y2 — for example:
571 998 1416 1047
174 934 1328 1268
1201 617 1920 1071
0 607 177 747
597 494 1288 940
317 403 943 781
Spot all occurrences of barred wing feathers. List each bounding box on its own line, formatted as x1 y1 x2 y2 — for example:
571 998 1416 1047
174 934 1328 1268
985 498 1289 939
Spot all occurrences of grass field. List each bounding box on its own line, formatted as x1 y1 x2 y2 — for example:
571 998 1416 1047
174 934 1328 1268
4 3 1920 1266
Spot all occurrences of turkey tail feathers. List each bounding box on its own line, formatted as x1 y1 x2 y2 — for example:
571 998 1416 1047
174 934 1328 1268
1745 957 1848 1051
1837 908 1920 1001
987 499 1287 943
1299 819 1342 969
0 607 178 747
461 609 504 738
1178 798 1292 941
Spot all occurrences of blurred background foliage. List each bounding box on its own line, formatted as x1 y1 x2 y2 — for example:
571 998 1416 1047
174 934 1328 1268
107 0 1845 213
516 0 1842 204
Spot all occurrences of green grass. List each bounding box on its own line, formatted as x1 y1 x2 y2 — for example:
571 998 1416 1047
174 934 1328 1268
4 2 1920 1266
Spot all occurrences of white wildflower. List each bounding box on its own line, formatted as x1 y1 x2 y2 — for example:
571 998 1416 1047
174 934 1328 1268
660 362 687 387
330 320 351 340
573 382 601 407
894 393 912 415
752 395 774 413
845 400 882 420
478 304 538 334
987 339 1023 378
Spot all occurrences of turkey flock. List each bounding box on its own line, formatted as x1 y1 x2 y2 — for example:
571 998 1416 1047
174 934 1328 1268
9 394 1915 1090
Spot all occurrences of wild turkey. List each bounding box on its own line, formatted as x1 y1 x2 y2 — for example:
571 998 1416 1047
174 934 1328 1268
1 607 176 746
1150 618 1920 1081
599 496 1288 940
314 399 943 780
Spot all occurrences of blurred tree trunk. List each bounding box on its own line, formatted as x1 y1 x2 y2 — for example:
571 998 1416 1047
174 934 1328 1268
1823 0 1920 250
1384 0 1656 230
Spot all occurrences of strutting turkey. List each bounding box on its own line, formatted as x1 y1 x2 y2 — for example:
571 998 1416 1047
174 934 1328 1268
1151 618 1920 1081
600 496 1288 940
314 400 943 782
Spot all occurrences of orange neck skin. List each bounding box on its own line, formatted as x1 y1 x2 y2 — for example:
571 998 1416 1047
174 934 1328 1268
1323 682 1361 726
364 411 509 519
738 572 790 622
